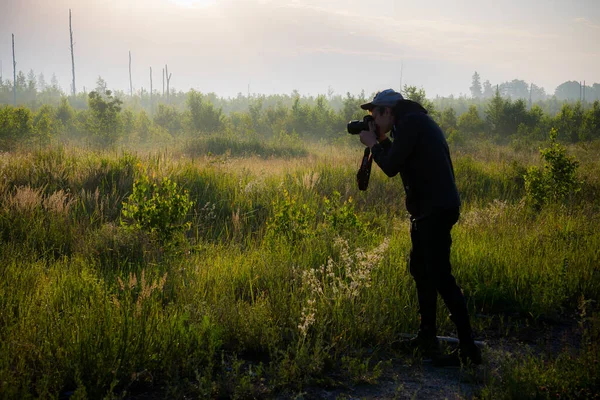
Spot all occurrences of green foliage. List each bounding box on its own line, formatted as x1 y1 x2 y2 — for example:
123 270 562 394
56 97 75 126
402 85 436 117
121 171 194 241
439 107 458 135
186 90 224 133
340 356 387 385
0 105 34 149
135 110 153 143
153 104 183 136
184 132 308 158
86 90 123 146
0 122 600 397
457 105 485 136
485 90 531 138
322 191 366 235
266 189 315 241
33 105 59 144
480 305 600 399
525 128 580 209
553 102 584 142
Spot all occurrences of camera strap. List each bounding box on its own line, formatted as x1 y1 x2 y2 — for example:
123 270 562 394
357 147 373 191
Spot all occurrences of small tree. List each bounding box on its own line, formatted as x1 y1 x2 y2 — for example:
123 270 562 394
402 85 436 117
482 80 494 98
33 105 59 145
86 90 123 146
154 104 182 136
457 105 484 135
186 90 223 134
470 71 482 99
581 100 600 140
439 107 457 135
485 88 505 136
524 128 580 209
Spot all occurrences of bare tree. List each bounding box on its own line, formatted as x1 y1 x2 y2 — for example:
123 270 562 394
529 82 533 110
150 66 153 113
12 34 16 105
165 64 172 103
69 9 76 96
162 67 165 97
129 50 133 97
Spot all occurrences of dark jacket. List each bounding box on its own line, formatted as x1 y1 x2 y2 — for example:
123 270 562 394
370 102 460 219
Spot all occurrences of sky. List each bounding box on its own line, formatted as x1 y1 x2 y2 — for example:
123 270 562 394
1 0 599 98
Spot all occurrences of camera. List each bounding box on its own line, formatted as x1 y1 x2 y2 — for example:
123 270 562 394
347 115 374 135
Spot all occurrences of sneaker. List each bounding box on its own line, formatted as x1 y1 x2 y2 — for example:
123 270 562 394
392 332 441 359
433 342 482 367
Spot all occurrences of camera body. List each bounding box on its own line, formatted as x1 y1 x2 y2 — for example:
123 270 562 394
347 115 374 135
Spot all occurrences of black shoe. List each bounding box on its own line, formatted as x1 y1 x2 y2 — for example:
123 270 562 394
392 332 441 359
433 342 482 367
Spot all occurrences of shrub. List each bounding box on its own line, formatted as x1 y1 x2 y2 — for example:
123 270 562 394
322 191 366 235
266 189 315 242
0 105 34 150
121 172 194 241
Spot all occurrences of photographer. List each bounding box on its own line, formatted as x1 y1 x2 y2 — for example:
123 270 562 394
357 89 481 366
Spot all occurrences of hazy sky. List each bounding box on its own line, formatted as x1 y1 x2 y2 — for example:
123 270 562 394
1 0 599 98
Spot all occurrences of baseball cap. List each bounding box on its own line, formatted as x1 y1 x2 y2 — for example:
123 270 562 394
360 89 404 110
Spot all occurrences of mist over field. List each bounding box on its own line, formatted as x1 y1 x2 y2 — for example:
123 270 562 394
1 1 600 399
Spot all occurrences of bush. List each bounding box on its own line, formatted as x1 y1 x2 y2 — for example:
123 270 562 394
121 172 194 241
0 105 34 150
266 189 315 242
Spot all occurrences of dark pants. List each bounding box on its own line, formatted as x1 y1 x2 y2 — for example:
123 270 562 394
409 209 473 342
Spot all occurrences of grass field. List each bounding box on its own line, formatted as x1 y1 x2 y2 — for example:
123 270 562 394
0 137 599 399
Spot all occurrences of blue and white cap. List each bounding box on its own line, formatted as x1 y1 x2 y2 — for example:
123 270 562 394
360 89 404 110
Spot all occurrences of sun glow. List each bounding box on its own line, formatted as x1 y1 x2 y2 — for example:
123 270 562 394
168 0 218 7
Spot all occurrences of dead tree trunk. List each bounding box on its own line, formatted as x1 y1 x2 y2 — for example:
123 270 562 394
165 64 172 103
150 67 153 114
529 82 533 110
162 68 165 97
69 9 76 96
12 34 16 106
129 51 133 97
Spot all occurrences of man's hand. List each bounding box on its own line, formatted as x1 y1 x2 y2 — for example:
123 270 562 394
359 120 378 148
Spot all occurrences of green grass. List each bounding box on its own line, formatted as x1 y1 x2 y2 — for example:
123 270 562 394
183 133 308 159
0 138 599 398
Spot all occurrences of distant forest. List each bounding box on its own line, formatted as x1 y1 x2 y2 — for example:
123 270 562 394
0 68 598 117
1 68 599 150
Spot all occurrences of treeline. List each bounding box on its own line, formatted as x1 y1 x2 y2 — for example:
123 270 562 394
2 70 600 117
469 72 599 102
438 91 600 144
1 84 599 151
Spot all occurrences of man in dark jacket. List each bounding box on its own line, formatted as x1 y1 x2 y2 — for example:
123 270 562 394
358 89 481 366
